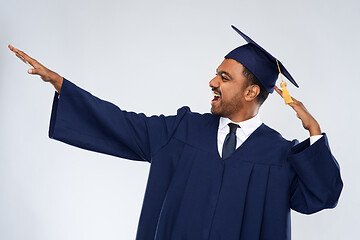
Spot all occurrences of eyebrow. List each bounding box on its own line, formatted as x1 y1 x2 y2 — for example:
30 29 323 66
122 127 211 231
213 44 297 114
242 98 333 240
216 68 233 79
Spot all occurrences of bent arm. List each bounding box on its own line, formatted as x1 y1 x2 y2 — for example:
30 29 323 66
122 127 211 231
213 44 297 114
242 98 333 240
287 134 343 214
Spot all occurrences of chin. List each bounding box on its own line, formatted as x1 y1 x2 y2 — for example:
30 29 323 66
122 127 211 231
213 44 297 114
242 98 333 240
211 104 241 119
210 106 224 117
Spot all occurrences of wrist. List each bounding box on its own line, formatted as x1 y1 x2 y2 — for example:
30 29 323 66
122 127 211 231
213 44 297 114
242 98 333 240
309 123 321 136
51 74 63 93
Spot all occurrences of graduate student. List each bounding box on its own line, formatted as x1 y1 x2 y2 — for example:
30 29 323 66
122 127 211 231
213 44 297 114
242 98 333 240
9 26 343 240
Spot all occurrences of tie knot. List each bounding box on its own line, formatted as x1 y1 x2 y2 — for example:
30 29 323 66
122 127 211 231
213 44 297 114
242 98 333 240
228 123 239 134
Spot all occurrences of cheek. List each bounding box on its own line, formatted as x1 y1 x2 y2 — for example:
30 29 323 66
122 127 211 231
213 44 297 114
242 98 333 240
223 86 242 100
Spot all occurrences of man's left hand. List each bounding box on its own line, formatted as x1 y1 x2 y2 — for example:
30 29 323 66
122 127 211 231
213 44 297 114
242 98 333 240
274 86 322 136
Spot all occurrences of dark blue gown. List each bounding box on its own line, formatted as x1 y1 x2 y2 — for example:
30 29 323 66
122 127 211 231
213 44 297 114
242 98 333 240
49 78 343 240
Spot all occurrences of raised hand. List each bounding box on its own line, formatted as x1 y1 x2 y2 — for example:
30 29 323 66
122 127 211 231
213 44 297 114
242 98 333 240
8 44 63 92
274 86 322 136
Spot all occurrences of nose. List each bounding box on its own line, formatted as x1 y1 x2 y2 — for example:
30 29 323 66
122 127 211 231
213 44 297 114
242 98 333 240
209 75 220 89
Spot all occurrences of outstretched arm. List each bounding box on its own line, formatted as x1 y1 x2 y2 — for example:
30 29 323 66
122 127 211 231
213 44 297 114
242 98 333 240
8 44 63 93
48 78 187 162
8 44 188 162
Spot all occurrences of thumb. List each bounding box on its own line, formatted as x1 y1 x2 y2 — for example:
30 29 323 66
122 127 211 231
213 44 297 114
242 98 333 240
28 68 40 75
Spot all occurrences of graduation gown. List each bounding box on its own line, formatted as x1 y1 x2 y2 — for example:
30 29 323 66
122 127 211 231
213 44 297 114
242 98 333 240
49 78 343 240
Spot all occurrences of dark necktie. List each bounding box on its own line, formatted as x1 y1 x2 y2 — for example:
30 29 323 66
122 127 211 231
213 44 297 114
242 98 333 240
222 123 239 159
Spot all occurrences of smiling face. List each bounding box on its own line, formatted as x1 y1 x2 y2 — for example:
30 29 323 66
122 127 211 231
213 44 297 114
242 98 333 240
209 58 259 120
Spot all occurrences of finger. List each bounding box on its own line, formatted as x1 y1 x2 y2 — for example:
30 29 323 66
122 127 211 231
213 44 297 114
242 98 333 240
10 45 39 67
8 44 16 52
274 85 299 104
15 52 30 65
9 44 32 66
290 95 299 103
289 103 306 116
274 86 283 97
288 102 297 111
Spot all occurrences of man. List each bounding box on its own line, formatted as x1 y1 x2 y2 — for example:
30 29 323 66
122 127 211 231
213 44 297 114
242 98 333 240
9 26 342 240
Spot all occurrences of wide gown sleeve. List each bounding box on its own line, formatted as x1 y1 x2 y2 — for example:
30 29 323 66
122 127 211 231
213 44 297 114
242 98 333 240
287 133 343 214
49 78 188 163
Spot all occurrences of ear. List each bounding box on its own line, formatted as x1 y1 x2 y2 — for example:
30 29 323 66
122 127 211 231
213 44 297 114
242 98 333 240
244 85 260 102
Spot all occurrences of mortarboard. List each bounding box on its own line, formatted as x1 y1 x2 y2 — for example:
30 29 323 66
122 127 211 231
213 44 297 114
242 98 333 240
224 25 298 104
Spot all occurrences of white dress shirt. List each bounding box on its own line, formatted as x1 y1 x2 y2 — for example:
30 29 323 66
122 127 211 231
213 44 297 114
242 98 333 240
217 114 323 157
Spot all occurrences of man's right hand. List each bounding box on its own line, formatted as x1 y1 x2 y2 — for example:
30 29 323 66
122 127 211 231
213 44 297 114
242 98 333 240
8 44 63 93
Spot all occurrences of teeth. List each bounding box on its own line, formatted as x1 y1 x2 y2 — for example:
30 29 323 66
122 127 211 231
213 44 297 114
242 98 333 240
213 92 221 97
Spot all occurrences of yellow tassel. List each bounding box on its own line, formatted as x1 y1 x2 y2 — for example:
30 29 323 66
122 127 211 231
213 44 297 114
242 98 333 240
276 59 293 104
280 81 293 104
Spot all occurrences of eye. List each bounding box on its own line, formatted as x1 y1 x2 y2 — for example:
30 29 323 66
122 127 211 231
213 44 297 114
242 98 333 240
221 74 229 81
215 72 229 81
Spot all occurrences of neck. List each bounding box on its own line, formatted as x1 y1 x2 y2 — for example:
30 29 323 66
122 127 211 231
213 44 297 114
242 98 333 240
227 107 259 123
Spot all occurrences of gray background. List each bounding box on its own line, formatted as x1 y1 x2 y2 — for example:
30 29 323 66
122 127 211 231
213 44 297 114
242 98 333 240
1 0 359 239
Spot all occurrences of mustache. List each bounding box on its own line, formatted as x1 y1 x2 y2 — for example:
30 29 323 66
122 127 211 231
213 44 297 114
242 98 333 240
211 87 221 95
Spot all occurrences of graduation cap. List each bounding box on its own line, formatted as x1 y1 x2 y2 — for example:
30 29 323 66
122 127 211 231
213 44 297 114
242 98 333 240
224 25 298 104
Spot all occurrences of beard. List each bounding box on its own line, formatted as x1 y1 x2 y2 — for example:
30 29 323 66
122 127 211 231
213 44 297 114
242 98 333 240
210 94 243 118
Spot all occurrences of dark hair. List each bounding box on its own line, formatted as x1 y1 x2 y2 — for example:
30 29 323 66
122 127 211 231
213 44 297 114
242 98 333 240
242 66 269 106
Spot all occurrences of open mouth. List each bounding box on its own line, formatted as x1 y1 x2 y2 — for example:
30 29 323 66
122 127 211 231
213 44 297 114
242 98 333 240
212 91 221 104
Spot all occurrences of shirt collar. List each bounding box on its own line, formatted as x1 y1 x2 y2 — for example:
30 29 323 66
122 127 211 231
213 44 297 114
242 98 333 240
219 113 263 136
